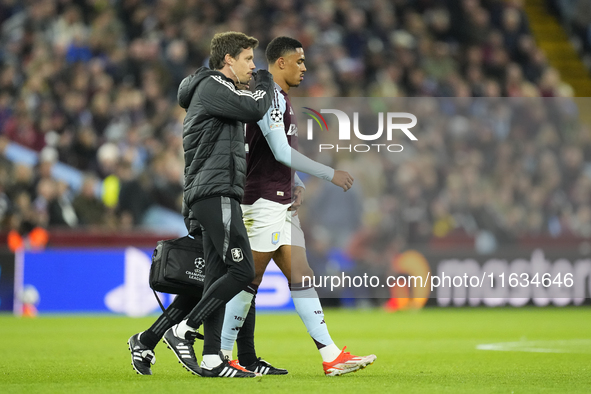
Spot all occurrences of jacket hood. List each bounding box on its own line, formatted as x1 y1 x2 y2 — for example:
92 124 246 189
177 67 219 109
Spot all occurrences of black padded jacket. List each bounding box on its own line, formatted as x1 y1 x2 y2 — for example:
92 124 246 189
178 67 273 206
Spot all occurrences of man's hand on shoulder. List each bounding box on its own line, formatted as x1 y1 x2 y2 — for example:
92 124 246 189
254 69 273 84
331 170 354 192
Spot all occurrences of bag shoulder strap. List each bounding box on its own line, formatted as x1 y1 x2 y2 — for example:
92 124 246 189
153 289 167 314
151 290 204 340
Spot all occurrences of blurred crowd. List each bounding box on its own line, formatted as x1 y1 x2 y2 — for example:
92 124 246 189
299 97 591 300
549 0 591 63
302 96 591 252
0 0 587 249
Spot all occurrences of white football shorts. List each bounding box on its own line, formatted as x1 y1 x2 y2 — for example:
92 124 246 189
241 198 306 252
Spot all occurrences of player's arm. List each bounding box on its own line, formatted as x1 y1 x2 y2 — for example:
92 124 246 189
200 70 274 123
261 117 353 191
258 99 333 180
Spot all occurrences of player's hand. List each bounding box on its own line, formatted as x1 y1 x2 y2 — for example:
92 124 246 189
331 170 354 192
288 186 305 216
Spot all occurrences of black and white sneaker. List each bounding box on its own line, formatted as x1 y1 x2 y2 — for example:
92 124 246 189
198 354 257 378
244 358 288 375
163 327 201 375
127 332 155 375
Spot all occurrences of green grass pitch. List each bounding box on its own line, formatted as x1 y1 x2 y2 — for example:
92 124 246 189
1 307 590 393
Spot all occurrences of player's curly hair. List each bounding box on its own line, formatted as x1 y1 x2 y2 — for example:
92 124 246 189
265 36 303 64
209 32 259 70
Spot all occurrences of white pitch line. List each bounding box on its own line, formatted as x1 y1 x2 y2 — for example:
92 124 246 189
476 339 591 354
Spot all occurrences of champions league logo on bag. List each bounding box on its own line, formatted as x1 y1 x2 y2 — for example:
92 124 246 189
194 257 205 272
186 257 205 282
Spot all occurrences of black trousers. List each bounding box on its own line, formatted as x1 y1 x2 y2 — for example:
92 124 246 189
186 196 255 355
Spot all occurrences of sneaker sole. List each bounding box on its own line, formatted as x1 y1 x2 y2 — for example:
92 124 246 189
127 337 150 376
258 371 288 375
199 368 258 378
162 336 201 375
200 371 259 378
325 356 377 377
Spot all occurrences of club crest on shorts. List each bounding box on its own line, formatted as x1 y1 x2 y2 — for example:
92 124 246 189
272 231 280 245
231 248 243 262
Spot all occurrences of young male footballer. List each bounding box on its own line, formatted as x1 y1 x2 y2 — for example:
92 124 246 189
220 36 377 376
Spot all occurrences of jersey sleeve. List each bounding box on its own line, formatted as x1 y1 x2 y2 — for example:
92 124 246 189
258 87 334 182
257 90 286 137
264 127 335 182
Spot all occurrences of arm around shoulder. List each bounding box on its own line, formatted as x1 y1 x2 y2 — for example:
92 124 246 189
200 72 274 122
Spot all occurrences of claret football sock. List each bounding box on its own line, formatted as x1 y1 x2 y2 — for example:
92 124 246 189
290 285 341 362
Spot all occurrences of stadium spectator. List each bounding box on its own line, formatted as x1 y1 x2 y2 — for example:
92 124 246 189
72 174 106 227
0 0 587 255
550 0 591 57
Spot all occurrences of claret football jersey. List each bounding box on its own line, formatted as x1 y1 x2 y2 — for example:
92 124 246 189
243 83 297 205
